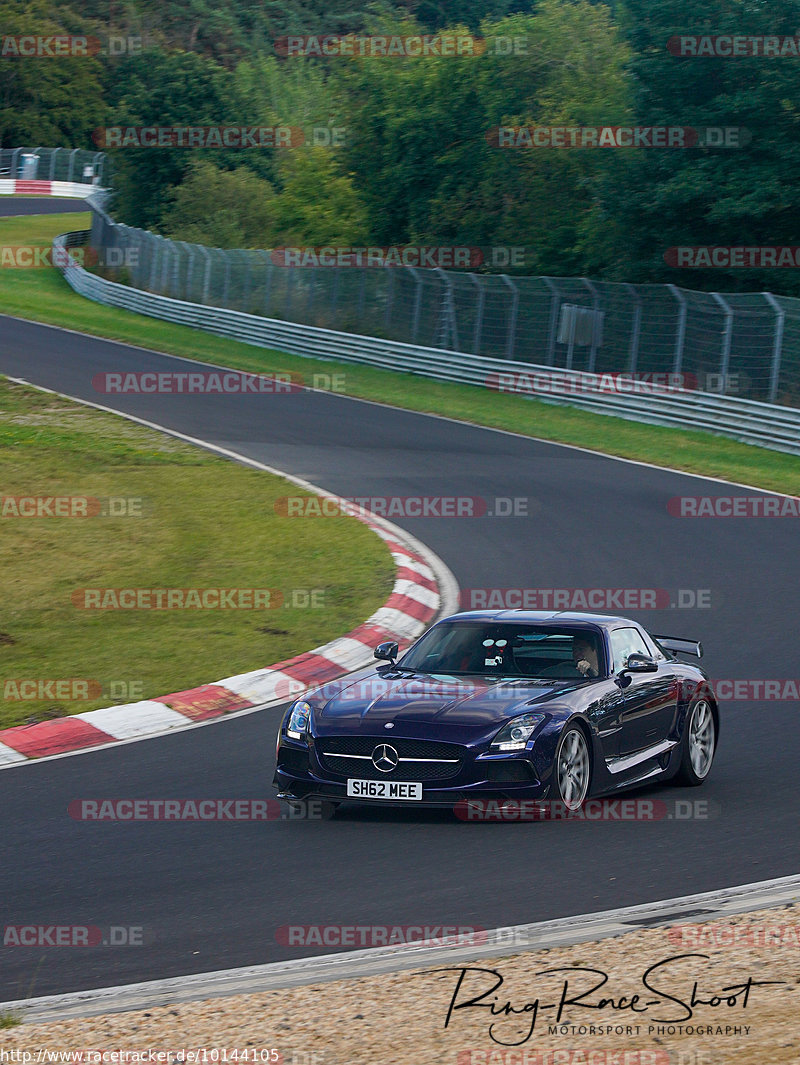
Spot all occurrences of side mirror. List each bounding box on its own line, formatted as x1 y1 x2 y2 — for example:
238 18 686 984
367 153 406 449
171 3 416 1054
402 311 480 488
616 653 658 687
374 641 399 663
625 653 658 673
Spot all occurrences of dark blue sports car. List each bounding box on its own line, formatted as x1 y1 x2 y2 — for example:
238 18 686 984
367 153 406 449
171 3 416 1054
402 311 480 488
273 610 718 816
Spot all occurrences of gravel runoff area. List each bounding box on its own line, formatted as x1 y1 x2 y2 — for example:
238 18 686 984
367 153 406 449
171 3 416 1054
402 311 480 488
3 901 799 1064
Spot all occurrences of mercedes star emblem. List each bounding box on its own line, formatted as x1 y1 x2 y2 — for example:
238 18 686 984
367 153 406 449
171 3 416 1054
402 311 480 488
371 743 399 773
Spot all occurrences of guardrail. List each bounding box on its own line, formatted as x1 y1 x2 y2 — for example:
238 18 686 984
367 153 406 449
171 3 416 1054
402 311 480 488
53 231 800 456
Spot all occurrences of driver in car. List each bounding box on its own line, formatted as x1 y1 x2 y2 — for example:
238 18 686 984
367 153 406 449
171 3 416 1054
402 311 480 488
573 636 600 678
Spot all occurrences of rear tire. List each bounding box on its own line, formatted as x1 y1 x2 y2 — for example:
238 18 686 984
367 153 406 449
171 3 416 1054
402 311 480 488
673 697 716 786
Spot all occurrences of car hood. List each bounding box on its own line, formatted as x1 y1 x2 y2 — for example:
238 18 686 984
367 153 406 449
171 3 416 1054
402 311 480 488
313 671 583 730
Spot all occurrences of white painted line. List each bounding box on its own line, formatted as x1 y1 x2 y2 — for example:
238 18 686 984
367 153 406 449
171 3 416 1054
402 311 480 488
368 606 430 640
0 741 27 765
215 669 305 704
75 701 189 739
6 873 800 1023
393 579 439 609
313 637 375 670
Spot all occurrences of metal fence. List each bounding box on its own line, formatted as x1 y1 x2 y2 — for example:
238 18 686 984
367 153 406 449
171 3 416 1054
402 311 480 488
0 146 108 185
53 230 800 456
84 193 800 408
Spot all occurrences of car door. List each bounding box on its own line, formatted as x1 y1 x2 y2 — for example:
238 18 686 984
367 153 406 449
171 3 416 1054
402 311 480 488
611 626 679 755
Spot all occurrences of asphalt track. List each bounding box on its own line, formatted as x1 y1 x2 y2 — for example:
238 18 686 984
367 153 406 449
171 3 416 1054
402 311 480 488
0 200 797 1001
0 196 90 216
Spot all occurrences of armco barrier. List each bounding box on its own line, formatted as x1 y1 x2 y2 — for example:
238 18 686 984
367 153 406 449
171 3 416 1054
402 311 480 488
52 231 800 456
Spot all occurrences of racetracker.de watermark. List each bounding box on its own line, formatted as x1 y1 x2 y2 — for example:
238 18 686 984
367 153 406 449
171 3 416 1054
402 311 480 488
0 246 138 269
667 34 800 57
3 925 143 946
487 371 698 395
274 496 529 518
93 126 307 149
68 799 329 821
666 246 800 268
3 678 145 702
91 371 303 394
667 495 800 517
1 495 144 517
454 799 718 821
0 34 101 56
489 126 748 148
274 33 513 56
667 922 800 948
271 245 526 269
459 588 711 610
276 924 486 947
69 588 325 609
709 679 800 701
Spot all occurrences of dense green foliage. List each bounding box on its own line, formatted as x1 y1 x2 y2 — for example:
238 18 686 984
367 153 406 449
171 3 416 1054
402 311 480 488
3 0 800 292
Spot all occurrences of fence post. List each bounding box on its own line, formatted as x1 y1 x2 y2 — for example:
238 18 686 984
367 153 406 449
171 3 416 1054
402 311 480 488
356 268 366 323
501 275 518 360
711 292 733 388
221 251 231 306
306 266 316 319
242 250 253 312
624 283 642 373
182 242 196 301
147 233 161 292
582 278 600 372
406 266 423 344
199 246 212 305
763 291 785 404
667 283 687 374
261 251 273 317
542 277 559 365
434 267 459 351
49 148 59 180
384 267 395 330
160 236 171 294
469 274 485 354
285 265 295 319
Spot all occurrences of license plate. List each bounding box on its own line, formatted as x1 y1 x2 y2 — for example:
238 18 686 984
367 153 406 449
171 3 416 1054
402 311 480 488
346 778 422 801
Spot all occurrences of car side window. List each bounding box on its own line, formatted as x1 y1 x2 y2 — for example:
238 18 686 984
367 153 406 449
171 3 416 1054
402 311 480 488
610 627 650 671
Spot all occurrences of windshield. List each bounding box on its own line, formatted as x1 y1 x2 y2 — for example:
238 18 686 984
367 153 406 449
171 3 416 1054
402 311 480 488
398 622 605 680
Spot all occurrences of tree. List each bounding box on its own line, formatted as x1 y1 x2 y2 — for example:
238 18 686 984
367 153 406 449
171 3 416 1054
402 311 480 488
103 48 239 228
605 0 800 293
0 0 105 148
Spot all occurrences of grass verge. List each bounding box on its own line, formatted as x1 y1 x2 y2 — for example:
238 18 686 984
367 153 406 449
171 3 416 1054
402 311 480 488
0 376 394 729
0 209 798 496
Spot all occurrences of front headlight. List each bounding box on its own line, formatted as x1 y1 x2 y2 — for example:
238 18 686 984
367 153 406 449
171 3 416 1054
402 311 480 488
286 699 312 740
491 712 545 751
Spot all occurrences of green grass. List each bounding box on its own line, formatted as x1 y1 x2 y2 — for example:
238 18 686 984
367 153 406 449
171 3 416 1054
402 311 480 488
0 1010 22 1027
0 377 394 729
1 210 799 495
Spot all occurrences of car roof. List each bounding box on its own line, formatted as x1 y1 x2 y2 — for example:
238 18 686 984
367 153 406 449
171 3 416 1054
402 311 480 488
441 610 641 629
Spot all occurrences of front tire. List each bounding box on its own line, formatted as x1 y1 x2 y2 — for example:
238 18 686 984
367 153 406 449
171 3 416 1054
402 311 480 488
553 725 591 810
673 697 716 786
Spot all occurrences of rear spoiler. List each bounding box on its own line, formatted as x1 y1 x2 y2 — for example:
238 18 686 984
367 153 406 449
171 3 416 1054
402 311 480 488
653 635 703 658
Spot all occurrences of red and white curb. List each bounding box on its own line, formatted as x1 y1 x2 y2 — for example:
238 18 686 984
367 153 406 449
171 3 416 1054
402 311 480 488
0 178 98 198
0 516 453 766
0 369 458 766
